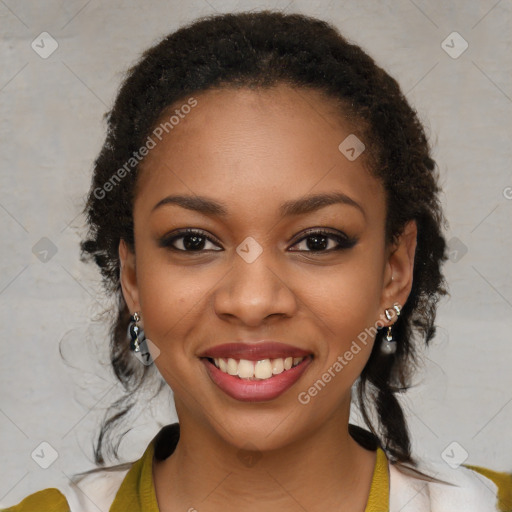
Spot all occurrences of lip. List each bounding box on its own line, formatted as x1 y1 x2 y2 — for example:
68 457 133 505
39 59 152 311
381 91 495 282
201 355 313 402
198 341 312 361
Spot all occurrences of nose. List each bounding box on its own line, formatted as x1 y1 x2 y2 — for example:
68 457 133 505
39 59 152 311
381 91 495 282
213 251 298 327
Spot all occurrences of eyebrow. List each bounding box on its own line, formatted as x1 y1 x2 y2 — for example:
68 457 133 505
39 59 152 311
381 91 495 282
151 192 365 218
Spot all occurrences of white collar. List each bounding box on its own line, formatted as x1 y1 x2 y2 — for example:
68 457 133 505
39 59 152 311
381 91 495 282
389 458 500 511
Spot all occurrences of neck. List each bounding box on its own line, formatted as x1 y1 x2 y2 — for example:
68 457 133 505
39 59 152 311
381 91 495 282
153 409 376 512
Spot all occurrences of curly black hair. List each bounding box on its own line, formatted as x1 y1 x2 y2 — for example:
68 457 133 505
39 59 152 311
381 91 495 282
80 10 447 466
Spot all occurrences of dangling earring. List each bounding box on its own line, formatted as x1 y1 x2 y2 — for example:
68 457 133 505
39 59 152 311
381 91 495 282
128 312 145 353
381 304 401 355
128 312 157 366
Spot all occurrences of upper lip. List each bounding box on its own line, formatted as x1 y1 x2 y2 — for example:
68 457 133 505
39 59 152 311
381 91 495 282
198 341 312 361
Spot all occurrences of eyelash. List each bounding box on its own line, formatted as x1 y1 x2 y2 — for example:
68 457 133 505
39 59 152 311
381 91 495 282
158 228 357 253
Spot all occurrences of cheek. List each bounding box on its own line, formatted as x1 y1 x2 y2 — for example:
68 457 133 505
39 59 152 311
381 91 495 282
134 257 216 394
294 251 385 376
297 249 385 327
134 253 216 351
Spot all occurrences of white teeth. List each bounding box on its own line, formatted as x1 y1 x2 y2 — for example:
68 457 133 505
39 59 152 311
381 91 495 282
237 359 254 379
227 358 238 376
254 360 273 379
219 358 228 373
272 358 284 375
211 356 306 380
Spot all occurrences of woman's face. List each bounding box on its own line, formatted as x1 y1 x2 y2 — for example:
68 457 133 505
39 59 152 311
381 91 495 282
120 84 416 450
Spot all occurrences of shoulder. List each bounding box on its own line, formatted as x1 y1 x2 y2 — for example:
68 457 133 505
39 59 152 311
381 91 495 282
1 425 176 512
466 464 512 512
0 467 130 512
389 456 511 512
1 488 69 512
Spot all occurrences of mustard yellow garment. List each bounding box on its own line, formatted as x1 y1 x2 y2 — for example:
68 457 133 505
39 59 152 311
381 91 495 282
3 426 510 512
2 488 69 512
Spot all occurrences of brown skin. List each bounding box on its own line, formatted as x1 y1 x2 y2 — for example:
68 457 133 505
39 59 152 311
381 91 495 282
119 85 417 512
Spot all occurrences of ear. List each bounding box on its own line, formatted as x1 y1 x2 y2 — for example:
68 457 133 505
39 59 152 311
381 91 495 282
119 238 140 313
380 220 417 321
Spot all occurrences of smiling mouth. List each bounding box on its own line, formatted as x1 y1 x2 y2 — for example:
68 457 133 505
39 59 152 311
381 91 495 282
203 356 312 381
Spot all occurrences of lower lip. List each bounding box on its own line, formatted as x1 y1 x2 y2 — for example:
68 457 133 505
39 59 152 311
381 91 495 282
201 357 312 402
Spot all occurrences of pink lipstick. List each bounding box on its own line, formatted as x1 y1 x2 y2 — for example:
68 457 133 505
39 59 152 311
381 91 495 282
199 341 313 402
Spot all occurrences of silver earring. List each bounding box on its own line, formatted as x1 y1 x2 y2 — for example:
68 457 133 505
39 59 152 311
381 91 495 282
128 313 156 366
128 312 145 353
381 304 401 355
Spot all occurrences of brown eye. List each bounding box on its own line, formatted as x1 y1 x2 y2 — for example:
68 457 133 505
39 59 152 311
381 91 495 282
159 229 222 252
289 229 357 252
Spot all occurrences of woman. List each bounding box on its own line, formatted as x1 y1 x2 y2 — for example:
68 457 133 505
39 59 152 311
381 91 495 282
4 10 511 512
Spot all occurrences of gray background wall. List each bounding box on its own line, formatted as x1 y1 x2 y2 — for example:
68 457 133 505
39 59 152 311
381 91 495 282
1 0 511 505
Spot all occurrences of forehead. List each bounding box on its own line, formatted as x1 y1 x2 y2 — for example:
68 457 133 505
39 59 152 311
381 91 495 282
135 84 384 222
